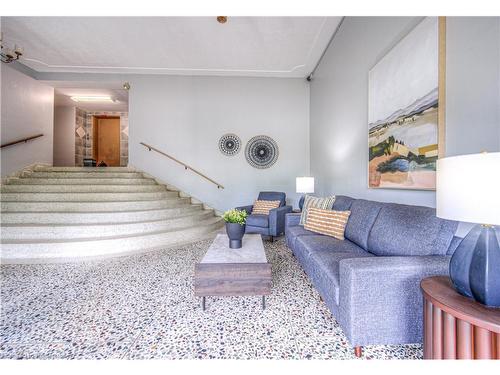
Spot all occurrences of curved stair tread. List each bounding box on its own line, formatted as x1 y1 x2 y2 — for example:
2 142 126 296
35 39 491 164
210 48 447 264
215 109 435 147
0 205 205 224
0 166 224 263
0 215 223 242
0 191 179 202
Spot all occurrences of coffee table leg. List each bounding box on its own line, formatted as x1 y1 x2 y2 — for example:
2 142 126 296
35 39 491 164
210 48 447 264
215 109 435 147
262 296 266 310
202 296 206 311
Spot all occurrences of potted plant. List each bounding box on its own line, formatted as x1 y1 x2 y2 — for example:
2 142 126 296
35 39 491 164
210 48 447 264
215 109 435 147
222 209 248 249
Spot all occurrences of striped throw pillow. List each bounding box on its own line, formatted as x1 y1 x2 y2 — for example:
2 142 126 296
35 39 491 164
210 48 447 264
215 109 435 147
304 207 351 240
252 200 281 215
299 195 336 225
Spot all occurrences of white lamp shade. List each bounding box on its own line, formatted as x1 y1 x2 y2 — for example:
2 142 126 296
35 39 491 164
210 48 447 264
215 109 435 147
437 152 500 225
296 177 314 194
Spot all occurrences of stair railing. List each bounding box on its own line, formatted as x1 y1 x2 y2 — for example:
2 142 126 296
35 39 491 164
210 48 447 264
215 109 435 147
140 142 224 189
1 134 44 149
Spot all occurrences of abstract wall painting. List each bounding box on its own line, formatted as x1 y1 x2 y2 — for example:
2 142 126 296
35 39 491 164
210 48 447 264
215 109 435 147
368 17 441 190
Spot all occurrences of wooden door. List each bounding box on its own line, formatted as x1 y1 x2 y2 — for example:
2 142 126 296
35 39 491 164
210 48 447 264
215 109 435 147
96 117 120 166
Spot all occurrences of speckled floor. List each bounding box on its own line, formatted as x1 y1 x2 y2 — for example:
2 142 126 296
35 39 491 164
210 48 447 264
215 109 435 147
0 238 422 359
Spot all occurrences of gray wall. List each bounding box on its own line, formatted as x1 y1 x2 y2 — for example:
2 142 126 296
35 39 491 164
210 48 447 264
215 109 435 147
1 64 54 177
446 17 500 156
53 106 76 166
310 17 500 208
128 75 310 211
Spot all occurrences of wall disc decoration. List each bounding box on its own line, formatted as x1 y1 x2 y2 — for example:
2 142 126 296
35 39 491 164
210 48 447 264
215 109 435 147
219 134 241 156
245 135 279 169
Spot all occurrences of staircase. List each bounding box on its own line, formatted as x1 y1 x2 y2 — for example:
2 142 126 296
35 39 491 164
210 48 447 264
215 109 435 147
0 166 224 264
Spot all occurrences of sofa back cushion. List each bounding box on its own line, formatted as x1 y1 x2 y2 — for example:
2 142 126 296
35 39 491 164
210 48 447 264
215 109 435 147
257 191 286 207
367 203 459 256
332 195 355 211
344 199 383 250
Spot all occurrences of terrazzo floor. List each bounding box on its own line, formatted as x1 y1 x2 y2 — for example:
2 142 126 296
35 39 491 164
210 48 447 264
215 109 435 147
0 238 422 360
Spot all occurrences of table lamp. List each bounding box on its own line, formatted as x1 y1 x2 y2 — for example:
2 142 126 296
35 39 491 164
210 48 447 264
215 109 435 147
296 177 314 211
436 152 500 307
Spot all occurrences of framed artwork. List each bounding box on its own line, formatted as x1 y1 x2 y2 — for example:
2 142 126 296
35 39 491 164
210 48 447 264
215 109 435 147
368 17 446 190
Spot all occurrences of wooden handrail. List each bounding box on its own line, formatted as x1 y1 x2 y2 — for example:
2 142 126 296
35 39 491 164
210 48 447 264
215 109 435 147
1 134 44 149
140 142 224 189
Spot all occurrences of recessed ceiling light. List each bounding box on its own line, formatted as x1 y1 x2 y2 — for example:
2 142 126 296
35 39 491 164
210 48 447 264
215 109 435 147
70 96 115 103
217 16 227 24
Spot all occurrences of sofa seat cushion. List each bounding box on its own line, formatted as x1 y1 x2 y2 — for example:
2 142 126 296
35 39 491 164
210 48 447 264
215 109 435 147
246 214 269 228
285 225 316 249
295 234 367 259
367 203 459 256
306 245 373 305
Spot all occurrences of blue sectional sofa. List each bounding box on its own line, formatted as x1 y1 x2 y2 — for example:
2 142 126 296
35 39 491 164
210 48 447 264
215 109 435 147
285 195 461 356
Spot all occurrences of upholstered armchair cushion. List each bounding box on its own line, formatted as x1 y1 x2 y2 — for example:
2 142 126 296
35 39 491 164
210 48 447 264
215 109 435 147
246 214 269 228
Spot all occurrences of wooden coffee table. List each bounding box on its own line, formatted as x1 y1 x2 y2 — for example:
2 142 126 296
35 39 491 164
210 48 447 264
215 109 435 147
194 234 271 310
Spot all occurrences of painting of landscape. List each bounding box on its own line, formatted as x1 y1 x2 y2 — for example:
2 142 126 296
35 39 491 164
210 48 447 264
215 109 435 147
368 17 439 190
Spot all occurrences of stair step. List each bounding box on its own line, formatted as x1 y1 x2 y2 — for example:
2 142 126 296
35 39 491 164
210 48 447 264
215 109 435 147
28 172 144 179
1 219 225 263
0 165 222 264
6 178 156 185
1 212 218 240
1 198 191 212
0 191 179 202
0 184 167 193
34 166 134 172
0 205 204 224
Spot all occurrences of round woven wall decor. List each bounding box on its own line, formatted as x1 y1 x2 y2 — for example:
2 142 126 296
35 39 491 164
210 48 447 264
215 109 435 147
218 134 241 156
245 135 279 169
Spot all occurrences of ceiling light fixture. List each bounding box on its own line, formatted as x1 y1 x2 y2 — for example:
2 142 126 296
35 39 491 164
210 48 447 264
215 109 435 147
0 32 24 64
217 16 228 24
70 95 115 103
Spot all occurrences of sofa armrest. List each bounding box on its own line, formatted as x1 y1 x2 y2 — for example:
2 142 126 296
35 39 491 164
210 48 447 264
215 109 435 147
235 205 253 215
269 205 293 236
338 256 450 347
285 212 302 229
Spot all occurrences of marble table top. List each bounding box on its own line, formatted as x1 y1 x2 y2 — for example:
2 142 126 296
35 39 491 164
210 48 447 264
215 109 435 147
200 234 267 264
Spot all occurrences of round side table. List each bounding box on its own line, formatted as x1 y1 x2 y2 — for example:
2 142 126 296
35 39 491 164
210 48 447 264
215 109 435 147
421 276 500 359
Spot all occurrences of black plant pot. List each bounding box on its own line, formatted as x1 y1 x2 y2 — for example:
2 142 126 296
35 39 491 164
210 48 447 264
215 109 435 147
225 222 246 249
450 224 500 307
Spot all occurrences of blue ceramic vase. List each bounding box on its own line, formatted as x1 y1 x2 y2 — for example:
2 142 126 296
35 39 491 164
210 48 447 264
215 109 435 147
226 222 245 249
450 224 500 307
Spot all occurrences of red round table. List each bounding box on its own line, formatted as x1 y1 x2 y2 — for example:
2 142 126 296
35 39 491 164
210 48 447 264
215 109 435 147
421 276 500 359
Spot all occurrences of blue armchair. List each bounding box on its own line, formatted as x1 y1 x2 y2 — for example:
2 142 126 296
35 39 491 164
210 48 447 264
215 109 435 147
236 191 292 241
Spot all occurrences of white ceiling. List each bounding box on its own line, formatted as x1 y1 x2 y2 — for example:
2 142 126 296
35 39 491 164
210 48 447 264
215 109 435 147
54 85 129 112
1 17 341 78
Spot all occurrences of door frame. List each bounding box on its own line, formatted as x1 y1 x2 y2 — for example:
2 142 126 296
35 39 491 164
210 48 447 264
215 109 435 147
92 115 121 164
